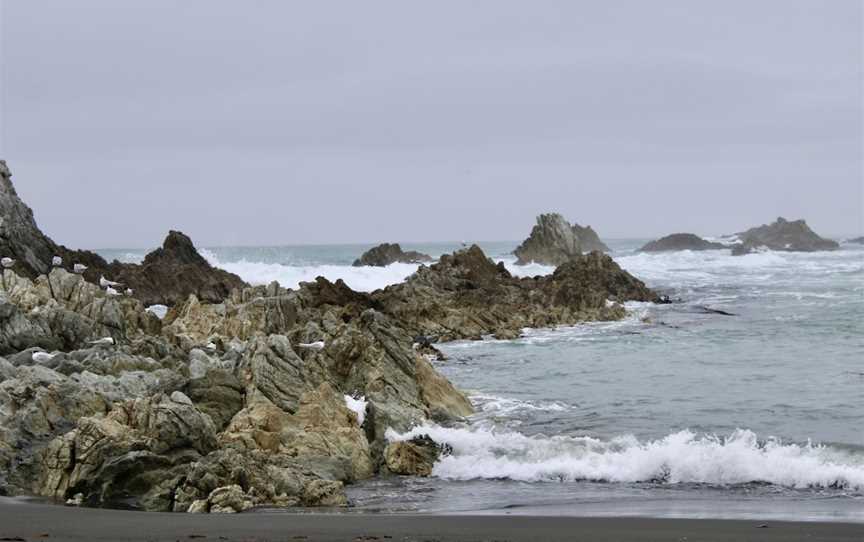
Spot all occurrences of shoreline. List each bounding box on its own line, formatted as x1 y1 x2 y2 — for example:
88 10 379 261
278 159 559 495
1 500 862 542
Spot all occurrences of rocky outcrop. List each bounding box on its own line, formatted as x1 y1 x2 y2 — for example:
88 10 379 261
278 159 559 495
105 231 246 306
731 217 839 255
352 243 433 267
374 245 657 341
844 236 864 245
639 233 725 252
0 160 665 512
513 213 609 265
0 161 245 305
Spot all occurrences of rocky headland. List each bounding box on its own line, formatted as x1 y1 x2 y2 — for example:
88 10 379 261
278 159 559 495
639 233 725 252
0 161 660 513
730 217 839 256
513 213 610 266
352 243 433 267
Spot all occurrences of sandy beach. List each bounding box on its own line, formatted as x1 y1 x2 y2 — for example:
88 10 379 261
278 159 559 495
1 499 862 542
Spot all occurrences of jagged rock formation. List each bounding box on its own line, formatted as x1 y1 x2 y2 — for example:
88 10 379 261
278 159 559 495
105 231 246 306
374 245 657 341
352 243 433 267
0 161 245 305
513 213 609 265
639 233 725 252
0 160 662 513
731 217 839 255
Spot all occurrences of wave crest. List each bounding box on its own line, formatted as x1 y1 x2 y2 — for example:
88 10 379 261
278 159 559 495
387 425 864 491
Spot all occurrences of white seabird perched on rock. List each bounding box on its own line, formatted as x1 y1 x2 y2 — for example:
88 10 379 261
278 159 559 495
105 287 121 297
52 256 63 267
73 263 87 274
32 351 57 363
87 337 116 346
99 275 123 288
125 288 134 296
1 257 15 268
298 341 326 351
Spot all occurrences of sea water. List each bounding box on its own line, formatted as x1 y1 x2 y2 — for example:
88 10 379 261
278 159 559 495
97 239 864 521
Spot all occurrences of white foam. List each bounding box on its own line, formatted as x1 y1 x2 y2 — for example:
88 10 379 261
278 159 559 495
471 393 571 416
200 249 422 292
344 395 368 426
387 425 864 491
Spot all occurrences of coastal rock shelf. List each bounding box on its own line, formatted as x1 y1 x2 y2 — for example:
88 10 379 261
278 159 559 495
0 160 659 512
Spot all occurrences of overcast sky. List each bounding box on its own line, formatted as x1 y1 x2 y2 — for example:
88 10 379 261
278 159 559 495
0 0 861 248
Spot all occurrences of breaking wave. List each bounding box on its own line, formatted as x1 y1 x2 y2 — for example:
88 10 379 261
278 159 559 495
387 425 864 491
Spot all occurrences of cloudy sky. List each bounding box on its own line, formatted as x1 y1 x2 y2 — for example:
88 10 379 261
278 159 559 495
0 0 861 248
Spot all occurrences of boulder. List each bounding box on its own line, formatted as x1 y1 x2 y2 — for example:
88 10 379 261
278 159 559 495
731 217 839 255
353 243 433 267
639 233 725 252
514 213 609 265
384 435 446 476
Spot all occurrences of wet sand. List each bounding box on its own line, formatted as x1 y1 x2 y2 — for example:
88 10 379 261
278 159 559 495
1 499 862 542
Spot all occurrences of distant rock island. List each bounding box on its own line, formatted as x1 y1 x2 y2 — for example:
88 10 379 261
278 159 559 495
731 217 839 255
513 213 610 266
639 233 725 252
352 243 433 267
845 236 864 245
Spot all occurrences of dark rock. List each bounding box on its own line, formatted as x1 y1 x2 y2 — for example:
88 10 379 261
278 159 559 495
374 245 658 341
639 233 725 252
105 231 247 306
731 217 839 255
352 243 433 267
514 213 609 266
845 236 864 245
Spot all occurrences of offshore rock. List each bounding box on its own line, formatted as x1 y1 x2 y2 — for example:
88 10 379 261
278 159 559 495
731 217 839 255
514 213 609 265
374 245 657 341
639 233 725 252
353 243 433 267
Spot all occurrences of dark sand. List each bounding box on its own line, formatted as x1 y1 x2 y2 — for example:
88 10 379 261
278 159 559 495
1 499 862 542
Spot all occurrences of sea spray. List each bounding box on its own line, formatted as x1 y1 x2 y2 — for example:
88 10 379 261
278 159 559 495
387 425 864 491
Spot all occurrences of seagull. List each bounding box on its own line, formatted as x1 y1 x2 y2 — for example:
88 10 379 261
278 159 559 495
87 337 116 346
73 263 87 274
1 257 15 268
32 351 57 363
298 341 325 351
99 275 123 288
52 256 63 267
124 288 134 296
105 287 121 297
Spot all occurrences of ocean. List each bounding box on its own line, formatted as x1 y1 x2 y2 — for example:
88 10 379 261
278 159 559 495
98 239 864 522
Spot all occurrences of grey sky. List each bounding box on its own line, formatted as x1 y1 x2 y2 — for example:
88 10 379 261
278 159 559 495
0 0 861 248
